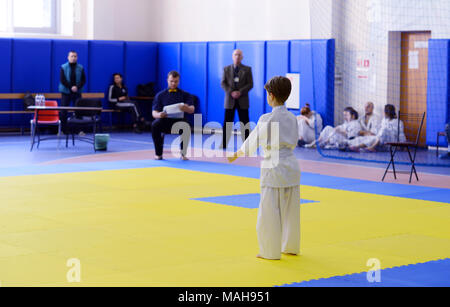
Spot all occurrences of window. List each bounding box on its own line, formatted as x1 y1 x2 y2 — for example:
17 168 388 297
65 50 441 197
13 0 57 33
0 0 74 35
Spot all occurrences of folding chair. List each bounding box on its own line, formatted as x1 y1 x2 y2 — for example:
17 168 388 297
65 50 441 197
66 99 103 152
382 112 426 184
30 100 61 152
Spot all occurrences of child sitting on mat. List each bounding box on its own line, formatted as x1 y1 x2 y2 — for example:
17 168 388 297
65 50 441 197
228 76 301 260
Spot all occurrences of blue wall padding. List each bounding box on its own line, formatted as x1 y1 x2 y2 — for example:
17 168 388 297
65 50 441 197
427 39 450 147
88 40 125 119
235 41 266 120
124 42 158 97
290 40 314 111
266 41 289 81
312 39 335 127
0 39 12 126
157 43 181 92
1 38 338 133
11 39 52 126
180 42 208 125
12 39 52 93
51 39 89 93
207 42 236 124
88 41 125 124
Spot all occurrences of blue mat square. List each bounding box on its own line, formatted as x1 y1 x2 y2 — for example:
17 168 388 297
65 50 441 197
192 193 318 209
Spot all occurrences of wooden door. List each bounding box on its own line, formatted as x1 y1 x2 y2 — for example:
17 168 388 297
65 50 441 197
400 31 431 146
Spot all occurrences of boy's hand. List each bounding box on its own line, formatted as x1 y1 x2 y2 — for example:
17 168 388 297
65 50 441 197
228 153 238 163
227 150 243 163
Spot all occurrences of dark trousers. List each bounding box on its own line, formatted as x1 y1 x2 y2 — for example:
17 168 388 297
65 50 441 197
151 118 191 157
222 103 250 148
61 92 81 133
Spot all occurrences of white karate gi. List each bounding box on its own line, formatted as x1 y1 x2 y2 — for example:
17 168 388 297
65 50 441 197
319 120 361 149
359 114 380 136
377 118 407 144
240 105 301 260
349 117 406 148
298 112 323 144
348 114 380 147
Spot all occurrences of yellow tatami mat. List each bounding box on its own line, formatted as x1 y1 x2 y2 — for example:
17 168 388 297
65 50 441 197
0 167 449 286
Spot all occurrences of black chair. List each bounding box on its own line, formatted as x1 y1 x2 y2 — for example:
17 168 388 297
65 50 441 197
66 99 103 151
382 112 426 184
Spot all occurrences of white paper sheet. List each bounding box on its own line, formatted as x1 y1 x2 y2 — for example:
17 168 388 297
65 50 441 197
163 103 185 119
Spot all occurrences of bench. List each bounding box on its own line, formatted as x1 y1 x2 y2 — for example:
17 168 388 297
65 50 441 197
0 93 115 134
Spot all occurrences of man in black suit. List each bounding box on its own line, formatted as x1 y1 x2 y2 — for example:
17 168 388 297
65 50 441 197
220 49 253 149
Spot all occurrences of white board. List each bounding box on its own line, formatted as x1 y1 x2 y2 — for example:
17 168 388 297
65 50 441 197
285 73 300 109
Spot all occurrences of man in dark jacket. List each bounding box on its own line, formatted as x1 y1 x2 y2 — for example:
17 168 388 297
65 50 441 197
220 49 253 149
59 51 86 133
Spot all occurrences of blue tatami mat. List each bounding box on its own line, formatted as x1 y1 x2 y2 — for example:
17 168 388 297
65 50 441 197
281 258 450 287
0 159 448 204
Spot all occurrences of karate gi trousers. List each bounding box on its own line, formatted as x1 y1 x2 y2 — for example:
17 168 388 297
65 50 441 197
257 185 300 260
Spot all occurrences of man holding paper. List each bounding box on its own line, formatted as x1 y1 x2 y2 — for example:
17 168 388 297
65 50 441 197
152 71 195 160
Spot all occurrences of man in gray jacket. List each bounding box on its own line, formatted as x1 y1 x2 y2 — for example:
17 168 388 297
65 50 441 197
221 49 253 149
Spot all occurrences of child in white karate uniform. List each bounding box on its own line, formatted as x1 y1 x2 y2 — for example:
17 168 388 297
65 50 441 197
228 76 301 260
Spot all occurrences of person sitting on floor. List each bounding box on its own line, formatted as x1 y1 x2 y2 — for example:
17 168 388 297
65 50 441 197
108 73 145 134
297 103 323 147
358 101 380 137
313 107 361 150
349 104 406 152
439 122 450 159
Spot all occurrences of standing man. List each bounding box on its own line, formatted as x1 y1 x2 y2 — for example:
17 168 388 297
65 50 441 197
221 49 253 149
59 51 86 133
152 71 195 161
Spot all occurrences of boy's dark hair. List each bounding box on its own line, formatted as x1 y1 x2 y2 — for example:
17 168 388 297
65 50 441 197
68 50 78 55
264 76 292 103
384 104 397 119
168 70 180 79
344 107 359 120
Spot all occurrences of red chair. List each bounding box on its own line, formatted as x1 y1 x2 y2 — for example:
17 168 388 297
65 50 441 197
30 100 61 151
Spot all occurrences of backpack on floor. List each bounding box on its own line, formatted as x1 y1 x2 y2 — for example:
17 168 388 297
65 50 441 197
137 82 155 97
23 92 35 110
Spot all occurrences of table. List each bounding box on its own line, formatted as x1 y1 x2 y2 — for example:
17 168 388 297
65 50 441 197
28 106 103 151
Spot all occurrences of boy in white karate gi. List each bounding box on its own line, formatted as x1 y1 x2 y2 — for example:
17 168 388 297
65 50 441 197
228 76 301 260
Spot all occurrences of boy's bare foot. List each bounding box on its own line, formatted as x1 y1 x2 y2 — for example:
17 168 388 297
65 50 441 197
155 156 163 160
180 154 189 161
256 254 280 260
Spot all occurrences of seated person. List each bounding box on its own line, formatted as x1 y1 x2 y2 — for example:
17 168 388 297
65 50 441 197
440 123 450 159
297 103 323 147
108 73 145 134
347 101 380 149
349 104 406 152
152 71 195 161
314 107 361 149
359 101 380 136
